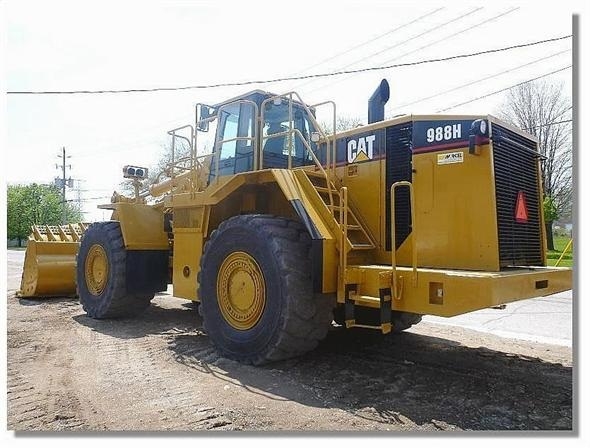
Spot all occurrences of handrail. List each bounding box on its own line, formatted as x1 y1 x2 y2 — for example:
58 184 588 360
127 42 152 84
176 92 338 200
339 187 348 296
260 92 335 211
390 181 418 299
167 124 195 180
310 100 337 178
150 152 213 197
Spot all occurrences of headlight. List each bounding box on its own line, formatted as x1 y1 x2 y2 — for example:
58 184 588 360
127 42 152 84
122 165 148 180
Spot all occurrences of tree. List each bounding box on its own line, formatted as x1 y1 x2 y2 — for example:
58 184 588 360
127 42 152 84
543 196 559 227
319 116 364 135
498 80 572 250
7 184 84 247
150 138 192 185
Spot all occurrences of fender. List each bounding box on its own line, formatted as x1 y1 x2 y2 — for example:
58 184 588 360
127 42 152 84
106 202 170 293
108 202 169 250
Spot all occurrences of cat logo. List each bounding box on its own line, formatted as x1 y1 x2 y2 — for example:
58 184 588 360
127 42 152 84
347 135 376 163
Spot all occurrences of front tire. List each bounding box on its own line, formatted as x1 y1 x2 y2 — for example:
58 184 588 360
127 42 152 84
77 222 154 318
198 215 333 365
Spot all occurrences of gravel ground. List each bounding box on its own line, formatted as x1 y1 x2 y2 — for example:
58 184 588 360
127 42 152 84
7 291 572 432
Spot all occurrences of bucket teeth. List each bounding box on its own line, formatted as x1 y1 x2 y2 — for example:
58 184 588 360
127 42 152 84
30 223 88 243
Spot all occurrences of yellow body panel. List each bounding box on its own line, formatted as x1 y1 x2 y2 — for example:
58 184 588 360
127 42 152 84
115 203 169 250
345 264 572 317
165 169 341 299
172 228 203 301
340 143 502 271
400 144 500 270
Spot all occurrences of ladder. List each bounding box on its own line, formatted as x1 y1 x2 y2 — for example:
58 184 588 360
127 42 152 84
303 170 375 252
299 170 386 332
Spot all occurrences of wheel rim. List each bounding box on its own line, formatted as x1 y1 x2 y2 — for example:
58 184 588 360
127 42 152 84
216 251 266 330
85 244 109 296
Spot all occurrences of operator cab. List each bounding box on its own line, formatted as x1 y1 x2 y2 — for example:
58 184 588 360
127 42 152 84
199 90 318 183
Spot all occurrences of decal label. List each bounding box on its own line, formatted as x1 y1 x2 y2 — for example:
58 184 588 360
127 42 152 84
347 134 376 163
437 151 464 165
426 124 462 143
412 119 486 153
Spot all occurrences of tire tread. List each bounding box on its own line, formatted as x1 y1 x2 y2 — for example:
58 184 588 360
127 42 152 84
198 214 334 364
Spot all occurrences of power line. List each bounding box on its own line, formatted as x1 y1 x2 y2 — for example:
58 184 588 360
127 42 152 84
288 7 444 78
523 119 572 131
298 7 484 92
381 7 519 67
435 65 572 112
506 106 573 133
66 196 110 202
6 35 571 95
388 48 570 113
336 8 483 72
306 7 518 95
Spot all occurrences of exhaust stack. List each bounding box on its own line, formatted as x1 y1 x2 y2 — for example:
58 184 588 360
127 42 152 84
368 79 390 124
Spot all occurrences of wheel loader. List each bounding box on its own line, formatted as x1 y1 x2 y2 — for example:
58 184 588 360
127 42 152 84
18 79 572 364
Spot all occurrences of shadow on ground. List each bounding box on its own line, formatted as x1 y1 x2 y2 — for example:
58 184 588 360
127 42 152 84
72 297 202 339
56 294 572 431
167 325 572 431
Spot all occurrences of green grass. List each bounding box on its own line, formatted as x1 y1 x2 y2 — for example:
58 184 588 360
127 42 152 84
546 235 573 267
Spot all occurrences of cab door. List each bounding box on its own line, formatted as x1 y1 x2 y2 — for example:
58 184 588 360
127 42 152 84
210 102 256 181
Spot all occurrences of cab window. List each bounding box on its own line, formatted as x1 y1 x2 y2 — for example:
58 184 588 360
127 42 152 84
213 103 255 177
262 102 316 168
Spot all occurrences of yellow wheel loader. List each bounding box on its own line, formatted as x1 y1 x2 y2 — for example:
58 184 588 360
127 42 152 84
18 80 572 364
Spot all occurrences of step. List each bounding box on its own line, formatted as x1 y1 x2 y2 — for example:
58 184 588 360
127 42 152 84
350 243 375 250
304 170 329 178
314 186 338 194
344 322 392 334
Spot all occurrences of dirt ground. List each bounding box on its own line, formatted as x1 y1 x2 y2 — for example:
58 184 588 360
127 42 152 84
7 291 572 432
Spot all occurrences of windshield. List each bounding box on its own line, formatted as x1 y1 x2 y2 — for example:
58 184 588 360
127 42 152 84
262 101 316 165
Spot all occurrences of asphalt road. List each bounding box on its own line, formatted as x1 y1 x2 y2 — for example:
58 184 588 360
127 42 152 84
6 249 573 346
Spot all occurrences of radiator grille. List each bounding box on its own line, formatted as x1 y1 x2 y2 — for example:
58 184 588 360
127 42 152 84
492 124 543 266
385 122 413 251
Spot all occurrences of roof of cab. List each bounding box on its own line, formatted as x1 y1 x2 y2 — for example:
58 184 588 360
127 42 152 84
212 90 276 108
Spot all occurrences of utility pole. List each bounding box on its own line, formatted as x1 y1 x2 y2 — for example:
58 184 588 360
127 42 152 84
61 147 66 224
56 147 72 225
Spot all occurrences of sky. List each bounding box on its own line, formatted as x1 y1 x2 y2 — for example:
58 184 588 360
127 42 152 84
2 0 577 222
1 1 589 445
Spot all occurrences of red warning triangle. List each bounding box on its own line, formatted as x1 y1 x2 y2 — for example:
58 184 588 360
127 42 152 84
515 191 528 223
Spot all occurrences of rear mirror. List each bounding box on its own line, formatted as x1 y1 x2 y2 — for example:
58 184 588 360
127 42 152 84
197 104 213 132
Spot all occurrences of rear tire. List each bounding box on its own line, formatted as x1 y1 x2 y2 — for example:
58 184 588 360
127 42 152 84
198 215 333 365
77 222 154 318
